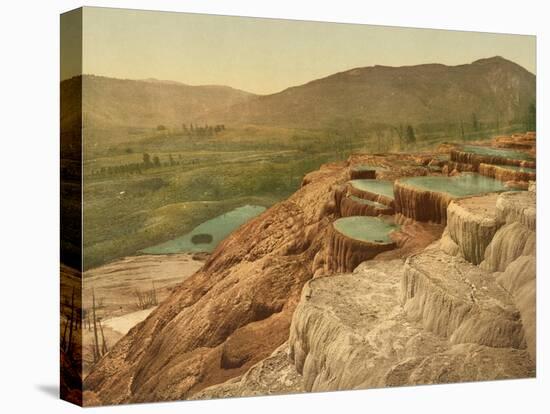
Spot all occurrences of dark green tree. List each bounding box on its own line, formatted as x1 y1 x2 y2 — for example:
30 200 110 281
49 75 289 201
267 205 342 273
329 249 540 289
143 153 152 168
405 125 416 144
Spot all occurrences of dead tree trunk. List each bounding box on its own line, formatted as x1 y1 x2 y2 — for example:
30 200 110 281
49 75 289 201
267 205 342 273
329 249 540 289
92 290 101 363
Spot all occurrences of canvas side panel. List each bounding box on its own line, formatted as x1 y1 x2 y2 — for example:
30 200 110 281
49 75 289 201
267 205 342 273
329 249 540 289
60 7 83 407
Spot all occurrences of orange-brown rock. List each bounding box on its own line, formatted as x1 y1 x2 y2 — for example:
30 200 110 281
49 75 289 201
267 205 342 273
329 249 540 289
339 195 393 217
445 160 477 174
450 149 535 169
394 180 453 224
325 223 396 273
479 163 536 183
348 166 376 180
347 182 394 208
493 132 536 151
83 163 348 405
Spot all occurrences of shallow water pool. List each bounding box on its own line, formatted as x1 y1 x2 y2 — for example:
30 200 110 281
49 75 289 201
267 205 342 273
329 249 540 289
349 179 395 199
142 204 266 254
461 145 534 161
400 173 507 197
333 216 399 243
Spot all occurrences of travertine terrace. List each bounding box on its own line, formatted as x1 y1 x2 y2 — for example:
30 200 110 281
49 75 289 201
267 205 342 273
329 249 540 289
84 132 536 404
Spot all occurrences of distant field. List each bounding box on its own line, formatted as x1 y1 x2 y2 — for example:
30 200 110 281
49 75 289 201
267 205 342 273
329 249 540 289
83 123 524 270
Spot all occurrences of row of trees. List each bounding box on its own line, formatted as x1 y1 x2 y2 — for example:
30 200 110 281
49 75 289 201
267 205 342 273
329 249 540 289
89 152 186 178
182 123 225 137
154 123 226 137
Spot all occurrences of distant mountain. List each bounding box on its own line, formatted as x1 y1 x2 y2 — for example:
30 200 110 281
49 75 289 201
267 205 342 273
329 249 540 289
61 75 256 133
202 56 535 128
61 57 535 141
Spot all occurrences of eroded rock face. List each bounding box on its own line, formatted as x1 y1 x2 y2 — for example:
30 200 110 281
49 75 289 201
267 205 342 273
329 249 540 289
347 182 394 208
288 259 533 392
450 149 536 169
339 195 393 217
493 132 536 151
479 163 535 183
83 163 347 405
496 256 536 363
394 180 453 224
402 250 524 349
325 223 396 273
190 343 304 400
348 166 376 180
384 343 534 387
482 191 536 272
446 194 500 265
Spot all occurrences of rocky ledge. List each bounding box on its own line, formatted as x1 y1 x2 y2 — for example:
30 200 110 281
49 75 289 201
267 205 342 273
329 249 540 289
450 148 535 170
288 259 533 392
394 180 453 223
445 193 501 264
479 163 536 183
324 217 398 273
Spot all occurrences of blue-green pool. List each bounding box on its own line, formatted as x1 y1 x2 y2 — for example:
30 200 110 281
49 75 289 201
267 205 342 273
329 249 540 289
333 216 399 243
142 205 266 254
349 179 395 199
461 145 534 161
400 173 507 197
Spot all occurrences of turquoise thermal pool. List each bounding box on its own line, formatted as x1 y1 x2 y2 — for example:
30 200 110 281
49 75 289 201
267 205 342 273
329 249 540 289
349 179 395 199
333 216 400 244
142 205 266 254
399 173 508 197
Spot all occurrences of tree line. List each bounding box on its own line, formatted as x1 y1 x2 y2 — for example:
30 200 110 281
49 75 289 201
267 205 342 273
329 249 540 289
155 123 226 137
89 152 186 178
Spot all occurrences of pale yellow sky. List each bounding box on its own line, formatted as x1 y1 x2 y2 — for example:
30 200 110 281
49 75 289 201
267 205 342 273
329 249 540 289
63 6 536 95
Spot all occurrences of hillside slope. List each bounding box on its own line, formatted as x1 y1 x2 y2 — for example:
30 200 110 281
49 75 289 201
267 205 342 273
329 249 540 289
61 75 255 133
203 56 535 128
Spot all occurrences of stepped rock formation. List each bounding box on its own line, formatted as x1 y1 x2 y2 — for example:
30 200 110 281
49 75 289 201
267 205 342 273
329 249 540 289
288 260 533 392
347 181 395 208
450 148 535 169
349 166 377 180
480 190 536 362
394 180 453 224
479 163 536 183
339 195 394 217
494 132 536 151
481 191 536 272
496 256 536 362
402 250 524 348
324 221 397 273
446 194 500 264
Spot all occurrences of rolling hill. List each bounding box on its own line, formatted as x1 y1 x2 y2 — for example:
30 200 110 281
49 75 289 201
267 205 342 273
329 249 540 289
202 56 535 128
62 56 535 144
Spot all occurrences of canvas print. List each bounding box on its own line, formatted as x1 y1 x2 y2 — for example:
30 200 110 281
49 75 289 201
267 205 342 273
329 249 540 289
60 7 536 407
